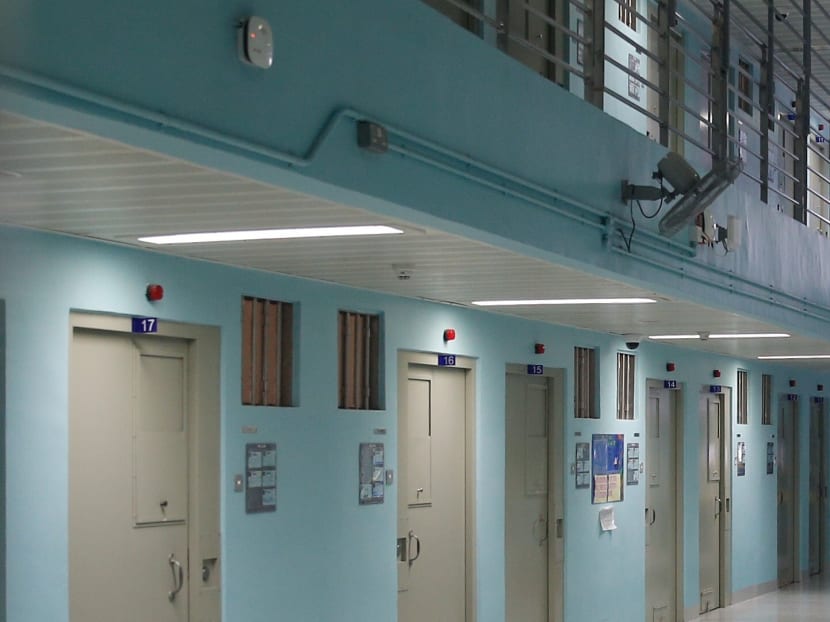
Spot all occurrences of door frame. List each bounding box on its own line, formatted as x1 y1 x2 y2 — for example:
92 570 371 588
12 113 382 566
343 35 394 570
777 394 800 586
809 396 824 576
645 379 685 621
396 350 477 622
698 385 733 611
504 363 565 622
69 312 221 620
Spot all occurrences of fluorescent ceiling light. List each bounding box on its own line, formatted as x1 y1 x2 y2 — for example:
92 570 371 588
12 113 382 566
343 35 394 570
758 355 830 360
471 298 657 306
139 225 404 245
650 333 790 340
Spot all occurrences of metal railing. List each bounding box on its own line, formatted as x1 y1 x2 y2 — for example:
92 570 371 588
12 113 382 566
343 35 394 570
421 0 830 236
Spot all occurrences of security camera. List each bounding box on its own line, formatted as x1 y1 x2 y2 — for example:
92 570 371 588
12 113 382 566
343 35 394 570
656 152 700 195
623 334 642 350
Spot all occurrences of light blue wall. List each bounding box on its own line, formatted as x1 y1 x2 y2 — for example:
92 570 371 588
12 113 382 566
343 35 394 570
0 225 824 621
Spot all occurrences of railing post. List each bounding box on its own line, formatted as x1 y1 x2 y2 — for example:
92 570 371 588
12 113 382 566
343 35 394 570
710 0 730 165
759 1 775 204
657 0 677 148
793 0 811 224
584 0 606 109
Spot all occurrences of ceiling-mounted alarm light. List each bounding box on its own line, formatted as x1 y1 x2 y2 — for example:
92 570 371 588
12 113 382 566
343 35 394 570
239 17 274 69
146 283 164 302
443 328 456 342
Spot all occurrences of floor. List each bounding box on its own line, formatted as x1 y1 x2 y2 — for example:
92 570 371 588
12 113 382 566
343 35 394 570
691 576 830 621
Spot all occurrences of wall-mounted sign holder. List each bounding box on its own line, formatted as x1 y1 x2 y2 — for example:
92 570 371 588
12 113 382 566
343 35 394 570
245 442 277 513
575 442 590 489
359 443 385 505
592 434 625 504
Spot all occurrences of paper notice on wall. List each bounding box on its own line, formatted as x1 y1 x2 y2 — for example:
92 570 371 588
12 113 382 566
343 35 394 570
593 474 609 504
607 473 622 502
599 506 617 531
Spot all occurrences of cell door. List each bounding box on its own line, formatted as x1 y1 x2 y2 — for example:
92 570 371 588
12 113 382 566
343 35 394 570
809 398 825 575
69 318 220 622
645 384 678 622
699 393 724 614
398 358 473 622
778 398 799 586
505 370 564 622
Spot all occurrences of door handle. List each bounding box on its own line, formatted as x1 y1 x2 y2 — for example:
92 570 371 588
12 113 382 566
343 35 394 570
715 496 723 517
168 554 184 602
408 530 421 566
650 509 656 525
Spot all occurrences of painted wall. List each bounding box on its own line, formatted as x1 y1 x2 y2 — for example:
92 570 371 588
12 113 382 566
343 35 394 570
0 224 824 621
4 0 830 341
0 298 5 617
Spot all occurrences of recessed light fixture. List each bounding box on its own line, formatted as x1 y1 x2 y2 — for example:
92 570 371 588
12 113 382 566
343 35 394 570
649 333 790 340
138 225 404 245
758 354 830 360
471 297 657 306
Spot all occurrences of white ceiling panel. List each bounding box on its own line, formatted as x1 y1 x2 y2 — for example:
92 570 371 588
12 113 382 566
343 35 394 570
2 110 830 367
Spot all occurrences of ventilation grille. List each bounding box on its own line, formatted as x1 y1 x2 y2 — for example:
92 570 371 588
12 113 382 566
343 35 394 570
616 352 635 420
338 311 381 410
574 346 598 419
241 296 294 407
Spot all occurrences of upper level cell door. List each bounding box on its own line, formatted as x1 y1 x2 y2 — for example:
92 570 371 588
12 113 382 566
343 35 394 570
398 363 469 622
778 398 799 587
505 371 563 622
645 384 678 622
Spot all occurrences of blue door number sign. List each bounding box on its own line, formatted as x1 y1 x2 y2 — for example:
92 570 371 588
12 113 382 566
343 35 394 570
132 317 159 334
438 354 457 367
710 385 722 393
527 364 544 375
663 380 677 389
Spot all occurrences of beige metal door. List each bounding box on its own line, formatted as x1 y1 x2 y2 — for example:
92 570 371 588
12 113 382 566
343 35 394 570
778 398 799 586
809 398 825 575
505 370 564 622
70 319 221 622
699 393 723 613
398 363 468 622
645 384 678 622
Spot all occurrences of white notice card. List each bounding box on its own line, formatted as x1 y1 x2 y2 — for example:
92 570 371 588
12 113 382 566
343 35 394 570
607 473 622 502
599 506 617 531
593 474 608 503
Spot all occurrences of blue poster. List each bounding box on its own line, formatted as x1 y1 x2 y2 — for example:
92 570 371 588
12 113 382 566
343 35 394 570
592 434 625 504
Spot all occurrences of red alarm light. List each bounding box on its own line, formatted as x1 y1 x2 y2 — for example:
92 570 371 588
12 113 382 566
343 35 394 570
146 283 164 302
666 362 676 372
789 379 797 387
443 328 456 342
712 369 721 378
819 384 824 392
534 343 545 354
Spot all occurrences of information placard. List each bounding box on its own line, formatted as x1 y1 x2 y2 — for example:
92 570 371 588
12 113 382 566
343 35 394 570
246 442 277 513
359 443 385 505
592 434 625 504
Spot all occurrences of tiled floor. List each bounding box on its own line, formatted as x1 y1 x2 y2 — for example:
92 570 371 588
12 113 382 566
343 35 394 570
690 576 830 621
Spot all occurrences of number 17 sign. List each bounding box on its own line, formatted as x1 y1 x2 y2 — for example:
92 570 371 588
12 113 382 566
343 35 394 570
131 317 158 334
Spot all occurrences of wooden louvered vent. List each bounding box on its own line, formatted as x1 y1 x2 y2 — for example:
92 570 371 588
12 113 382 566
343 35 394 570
241 296 294 406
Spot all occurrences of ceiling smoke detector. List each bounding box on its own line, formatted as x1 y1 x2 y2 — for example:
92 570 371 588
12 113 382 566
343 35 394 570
393 264 415 281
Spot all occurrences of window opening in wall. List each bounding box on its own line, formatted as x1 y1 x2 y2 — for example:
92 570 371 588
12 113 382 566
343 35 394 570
619 0 637 31
574 346 598 419
737 369 748 424
616 352 636 420
737 57 753 115
241 296 294 407
762 373 773 425
338 311 381 410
